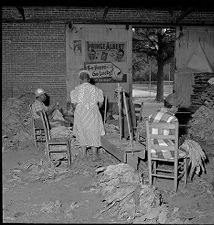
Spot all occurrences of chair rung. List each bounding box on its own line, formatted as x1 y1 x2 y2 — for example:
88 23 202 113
155 168 173 173
150 144 176 150
151 173 174 179
49 142 69 145
151 158 174 162
49 150 68 153
150 134 176 140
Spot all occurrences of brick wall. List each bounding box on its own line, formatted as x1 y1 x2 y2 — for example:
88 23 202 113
2 7 214 26
2 22 67 107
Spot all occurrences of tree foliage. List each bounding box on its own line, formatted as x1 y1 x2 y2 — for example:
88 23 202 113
132 27 176 101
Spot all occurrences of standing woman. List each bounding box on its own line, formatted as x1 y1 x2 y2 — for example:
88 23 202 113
70 70 105 161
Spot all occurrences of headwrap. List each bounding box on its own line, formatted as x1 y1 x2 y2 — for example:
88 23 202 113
35 88 45 97
78 70 90 77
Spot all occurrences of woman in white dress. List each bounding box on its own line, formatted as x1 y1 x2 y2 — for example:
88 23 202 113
70 70 105 161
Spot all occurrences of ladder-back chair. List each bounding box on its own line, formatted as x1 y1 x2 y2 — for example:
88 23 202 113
146 110 188 192
40 110 72 167
134 102 144 125
133 102 144 142
29 104 46 148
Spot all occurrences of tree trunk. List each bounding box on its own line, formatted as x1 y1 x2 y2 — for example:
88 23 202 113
156 59 164 102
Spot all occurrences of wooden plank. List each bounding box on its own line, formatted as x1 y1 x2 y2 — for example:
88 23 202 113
101 134 146 167
101 135 124 162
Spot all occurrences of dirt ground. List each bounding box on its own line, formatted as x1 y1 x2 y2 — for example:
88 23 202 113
2 142 214 224
2 99 214 224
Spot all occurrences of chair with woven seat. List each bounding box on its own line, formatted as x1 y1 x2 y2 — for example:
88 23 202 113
40 110 72 167
146 110 188 192
29 104 46 148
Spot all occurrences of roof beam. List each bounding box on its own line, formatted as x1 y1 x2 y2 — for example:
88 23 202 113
175 7 194 23
2 18 214 26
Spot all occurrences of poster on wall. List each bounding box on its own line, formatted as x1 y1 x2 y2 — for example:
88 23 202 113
73 40 82 55
86 41 127 62
84 62 127 83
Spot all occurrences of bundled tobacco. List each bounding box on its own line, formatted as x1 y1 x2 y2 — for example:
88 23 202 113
104 123 120 134
136 116 148 142
200 84 214 109
95 163 186 223
187 105 214 145
4 157 70 187
190 73 214 112
50 126 74 139
2 93 35 152
187 76 214 145
180 139 207 180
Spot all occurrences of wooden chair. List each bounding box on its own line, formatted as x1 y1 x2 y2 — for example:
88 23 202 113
40 110 72 167
29 104 46 148
146 118 188 192
133 102 144 142
134 102 144 125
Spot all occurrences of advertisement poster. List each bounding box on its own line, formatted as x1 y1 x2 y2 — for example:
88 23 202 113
84 62 127 83
73 40 82 55
86 41 127 62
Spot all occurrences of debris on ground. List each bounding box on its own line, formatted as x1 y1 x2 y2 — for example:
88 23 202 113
2 93 35 152
3 158 70 188
40 200 62 214
104 123 119 134
50 126 74 139
94 163 188 223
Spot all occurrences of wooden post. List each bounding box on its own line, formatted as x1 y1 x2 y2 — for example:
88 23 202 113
118 84 122 140
149 58 152 97
104 95 108 126
122 90 134 148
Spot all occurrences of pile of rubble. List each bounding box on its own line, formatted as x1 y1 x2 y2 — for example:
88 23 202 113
2 93 35 152
94 163 188 224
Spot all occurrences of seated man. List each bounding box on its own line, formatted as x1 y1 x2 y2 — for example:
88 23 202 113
164 90 182 108
62 101 74 126
31 88 69 128
148 104 188 158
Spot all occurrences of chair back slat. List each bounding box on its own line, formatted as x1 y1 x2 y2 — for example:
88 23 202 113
29 104 36 129
40 110 51 141
150 134 176 140
146 120 179 160
150 144 176 151
149 122 176 129
134 102 144 123
146 110 188 192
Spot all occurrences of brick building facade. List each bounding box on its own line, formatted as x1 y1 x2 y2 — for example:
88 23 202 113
2 6 214 106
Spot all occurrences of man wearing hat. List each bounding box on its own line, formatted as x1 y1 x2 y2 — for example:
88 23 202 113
32 88 67 128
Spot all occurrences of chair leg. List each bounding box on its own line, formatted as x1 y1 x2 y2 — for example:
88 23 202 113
153 161 157 184
148 158 152 186
174 160 178 192
184 157 188 185
67 141 72 167
34 136 38 148
46 144 51 162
